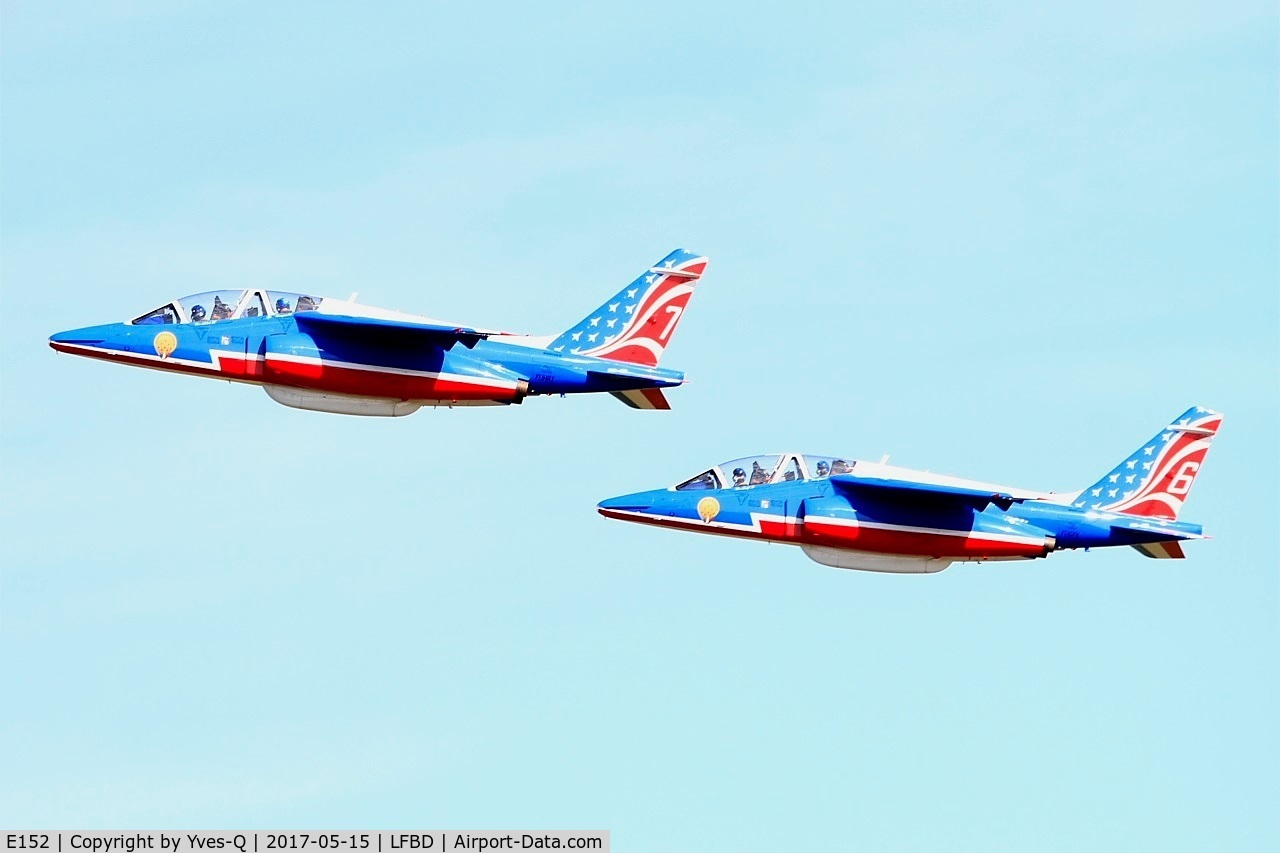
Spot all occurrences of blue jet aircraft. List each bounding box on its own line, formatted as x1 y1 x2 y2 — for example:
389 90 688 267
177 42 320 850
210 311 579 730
50 249 708 415
599 407 1222 573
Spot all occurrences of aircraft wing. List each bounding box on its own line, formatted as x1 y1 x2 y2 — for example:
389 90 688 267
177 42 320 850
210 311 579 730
293 312 490 349
828 474 1030 511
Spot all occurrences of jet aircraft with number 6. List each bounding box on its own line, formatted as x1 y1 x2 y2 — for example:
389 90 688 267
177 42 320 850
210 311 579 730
49 249 708 416
598 407 1222 573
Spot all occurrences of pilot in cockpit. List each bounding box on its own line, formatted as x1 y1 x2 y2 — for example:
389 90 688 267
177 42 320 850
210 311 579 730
211 295 233 320
275 298 293 315
732 467 747 488
190 304 207 322
816 461 831 477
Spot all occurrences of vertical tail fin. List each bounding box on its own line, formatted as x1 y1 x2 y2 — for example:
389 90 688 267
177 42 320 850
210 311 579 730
547 249 708 366
1076 406 1223 520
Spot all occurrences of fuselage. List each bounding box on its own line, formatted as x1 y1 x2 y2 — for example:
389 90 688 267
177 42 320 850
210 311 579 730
597 454 1204 573
49 289 685 414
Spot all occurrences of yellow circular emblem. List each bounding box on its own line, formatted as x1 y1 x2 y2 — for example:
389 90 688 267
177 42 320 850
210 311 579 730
153 331 178 359
697 496 720 523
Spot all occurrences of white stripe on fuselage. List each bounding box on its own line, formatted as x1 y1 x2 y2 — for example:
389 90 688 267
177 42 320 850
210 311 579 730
605 506 1048 547
54 342 232 374
604 508 779 538
261 352 519 389
55 342 519 392
804 514 1048 546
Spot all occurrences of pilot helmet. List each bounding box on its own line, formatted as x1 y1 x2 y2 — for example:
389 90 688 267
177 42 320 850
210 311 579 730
816 461 830 475
275 298 291 311
190 304 206 321
733 467 746 478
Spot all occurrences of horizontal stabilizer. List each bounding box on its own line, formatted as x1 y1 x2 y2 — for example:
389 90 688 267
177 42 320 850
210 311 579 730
294 312 489 348
1110 518 1204 540
610 388 671 410
647 266 703 279
1131 541 1186 559
829 474 1028 511
586 363 681 383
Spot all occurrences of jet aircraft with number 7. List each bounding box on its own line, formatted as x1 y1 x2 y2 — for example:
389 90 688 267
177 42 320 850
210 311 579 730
598 407 1222 573
49 249 708 416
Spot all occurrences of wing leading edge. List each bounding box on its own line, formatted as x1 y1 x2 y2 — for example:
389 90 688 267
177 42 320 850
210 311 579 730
829 474 1029 511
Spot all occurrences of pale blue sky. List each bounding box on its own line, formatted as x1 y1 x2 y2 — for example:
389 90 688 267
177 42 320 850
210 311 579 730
2 2 1277 849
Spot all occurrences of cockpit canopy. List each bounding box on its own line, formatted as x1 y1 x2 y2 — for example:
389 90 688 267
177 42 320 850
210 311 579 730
130 289 325 326
673 454 856 491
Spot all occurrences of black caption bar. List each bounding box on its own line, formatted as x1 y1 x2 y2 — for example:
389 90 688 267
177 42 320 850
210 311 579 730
2 833 608 853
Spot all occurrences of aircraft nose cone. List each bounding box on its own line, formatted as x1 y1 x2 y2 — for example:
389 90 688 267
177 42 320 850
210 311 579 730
597 492 654 517
49 324 115 351
50 327 101 346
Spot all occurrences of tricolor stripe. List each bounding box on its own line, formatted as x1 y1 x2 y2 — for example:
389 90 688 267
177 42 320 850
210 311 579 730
598 507 1052 559
609 388 671 410
51 341 524 403
1131 541 1186 559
